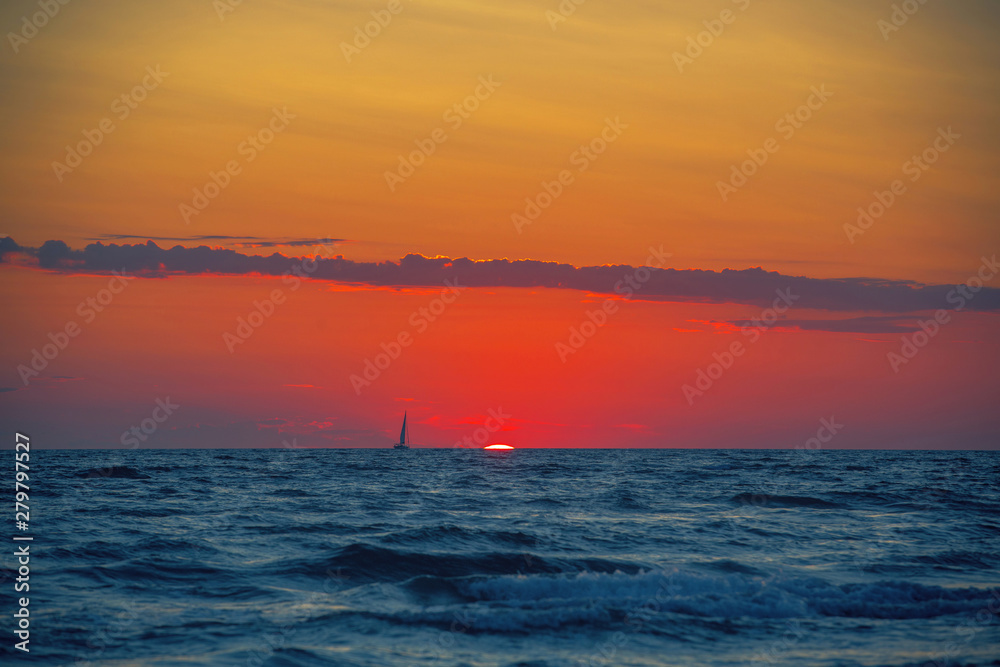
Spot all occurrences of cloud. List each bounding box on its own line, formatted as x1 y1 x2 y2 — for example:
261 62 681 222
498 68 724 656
720 315 921 334
86 234 347 249
773 316 921 334
0 236 20 260
6 238 999 314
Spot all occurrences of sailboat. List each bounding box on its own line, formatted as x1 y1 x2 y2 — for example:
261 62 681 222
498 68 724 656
394 412 411 450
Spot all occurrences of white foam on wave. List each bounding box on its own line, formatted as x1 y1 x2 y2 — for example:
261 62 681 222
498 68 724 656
463 569 806 620
407 568 993 631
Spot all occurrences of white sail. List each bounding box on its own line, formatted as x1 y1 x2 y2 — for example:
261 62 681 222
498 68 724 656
394 412 410 449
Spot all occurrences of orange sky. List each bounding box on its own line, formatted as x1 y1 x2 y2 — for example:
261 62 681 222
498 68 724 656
1 0 998 448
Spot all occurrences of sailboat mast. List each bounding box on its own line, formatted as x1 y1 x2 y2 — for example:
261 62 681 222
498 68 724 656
400 412 407 446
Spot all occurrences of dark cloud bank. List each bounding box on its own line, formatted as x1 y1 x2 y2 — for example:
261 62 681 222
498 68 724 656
3 239 998 325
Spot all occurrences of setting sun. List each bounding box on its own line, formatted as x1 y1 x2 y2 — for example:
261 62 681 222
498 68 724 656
484 444 514 450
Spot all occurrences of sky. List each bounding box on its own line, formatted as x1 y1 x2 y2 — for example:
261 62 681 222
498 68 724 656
1 0 998 449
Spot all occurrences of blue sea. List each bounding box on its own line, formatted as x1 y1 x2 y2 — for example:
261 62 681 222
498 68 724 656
6 448 1000 666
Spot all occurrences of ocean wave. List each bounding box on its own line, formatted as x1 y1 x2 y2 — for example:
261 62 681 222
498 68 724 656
693 559 767 576
913 550 998 570
439 569 996 627
287 544 560 582
75 465 150 479
599 489 651 510
271 488 314 498
525 497 566 506
92 558 231 586
284 543 644 584
379 524 542 548
730 493 840 509
118 506 186 518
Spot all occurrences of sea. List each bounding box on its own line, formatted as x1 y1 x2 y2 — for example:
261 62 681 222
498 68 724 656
5 448 999 667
